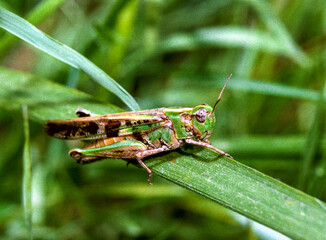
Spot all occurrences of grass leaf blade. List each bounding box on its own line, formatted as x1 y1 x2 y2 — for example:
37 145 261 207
147 149 326 240
0 7 139 111
22 105 32 240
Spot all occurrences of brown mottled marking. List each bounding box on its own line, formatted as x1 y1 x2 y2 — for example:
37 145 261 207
45 108 168 140
124 120 132 126
45 121 100 139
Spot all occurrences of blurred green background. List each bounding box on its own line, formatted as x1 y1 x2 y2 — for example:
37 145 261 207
0 0 325 239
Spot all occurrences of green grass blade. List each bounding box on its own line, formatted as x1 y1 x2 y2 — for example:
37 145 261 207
196 27 289 54
0 0 67 54
0 67 123 122
159 73 319 103
242 0 310 67
26 0 68 24
159 27 308 66
22 105 32 240
298 92 326 190
227 77 319 101
1 67 325 240
146 149 326 240
0 7 139 111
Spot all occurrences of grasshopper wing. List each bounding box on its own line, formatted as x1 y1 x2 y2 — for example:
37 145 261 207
45 109 168 140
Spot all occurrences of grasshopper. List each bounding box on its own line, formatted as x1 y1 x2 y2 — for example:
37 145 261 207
45 74 232 184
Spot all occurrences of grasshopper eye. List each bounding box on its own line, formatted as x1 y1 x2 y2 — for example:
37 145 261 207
195 108 207 123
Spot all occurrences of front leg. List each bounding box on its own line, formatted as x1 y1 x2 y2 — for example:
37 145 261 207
185 138 233 159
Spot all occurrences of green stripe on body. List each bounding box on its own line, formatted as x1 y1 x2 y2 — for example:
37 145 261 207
163 108 191 139
72 140 146 155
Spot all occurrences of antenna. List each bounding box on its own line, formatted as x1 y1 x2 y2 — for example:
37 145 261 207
212 74 232 113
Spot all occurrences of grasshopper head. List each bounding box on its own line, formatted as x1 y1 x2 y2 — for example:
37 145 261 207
190 74 232 140
191 104 215 140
